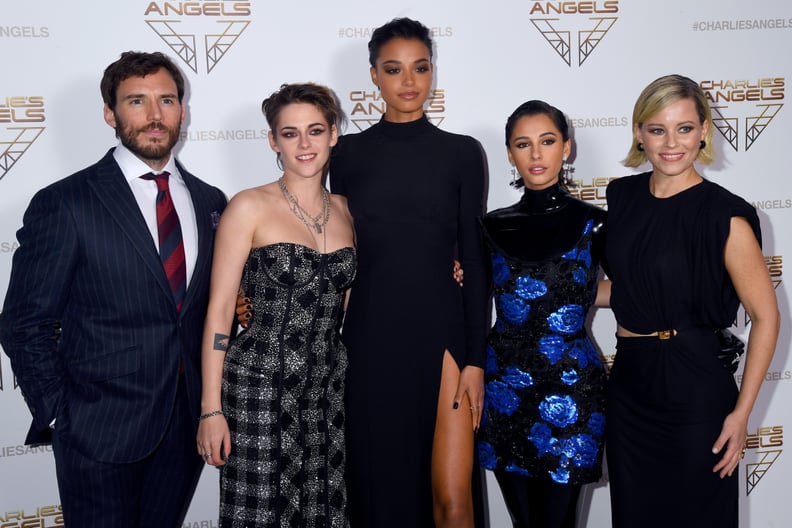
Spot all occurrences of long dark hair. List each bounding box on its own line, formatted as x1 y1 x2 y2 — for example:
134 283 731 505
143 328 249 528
505 100 571 189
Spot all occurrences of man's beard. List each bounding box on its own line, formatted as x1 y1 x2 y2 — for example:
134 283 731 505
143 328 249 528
115 114 180 164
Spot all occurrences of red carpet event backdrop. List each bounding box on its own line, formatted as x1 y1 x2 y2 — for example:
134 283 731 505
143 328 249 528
1 1 789 526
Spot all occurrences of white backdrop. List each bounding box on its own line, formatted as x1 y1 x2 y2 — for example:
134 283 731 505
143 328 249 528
1 1 790 526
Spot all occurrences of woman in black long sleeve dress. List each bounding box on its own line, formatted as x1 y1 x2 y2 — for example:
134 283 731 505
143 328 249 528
477 101 608 528
330 18 489 528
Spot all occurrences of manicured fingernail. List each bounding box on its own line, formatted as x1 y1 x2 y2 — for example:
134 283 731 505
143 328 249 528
453 402 459 410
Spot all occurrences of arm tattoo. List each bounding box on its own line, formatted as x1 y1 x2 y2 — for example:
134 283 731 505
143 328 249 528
213 333 230 351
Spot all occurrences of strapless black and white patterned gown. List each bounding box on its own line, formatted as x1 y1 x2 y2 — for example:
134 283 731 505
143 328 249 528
219 243 356 528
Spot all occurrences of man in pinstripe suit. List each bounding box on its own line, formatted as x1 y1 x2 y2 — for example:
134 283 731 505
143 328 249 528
0 51 227 527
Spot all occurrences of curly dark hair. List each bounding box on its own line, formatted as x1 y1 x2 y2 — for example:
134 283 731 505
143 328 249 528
368 17 433 67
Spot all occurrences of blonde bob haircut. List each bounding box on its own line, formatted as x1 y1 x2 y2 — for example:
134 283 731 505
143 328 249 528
624 74 715 168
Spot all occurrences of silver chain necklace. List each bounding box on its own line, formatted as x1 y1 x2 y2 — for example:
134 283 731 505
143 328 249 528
278 177 330 252
278 177 331 233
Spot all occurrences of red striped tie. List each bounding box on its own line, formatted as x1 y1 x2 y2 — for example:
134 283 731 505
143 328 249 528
141 172 186 312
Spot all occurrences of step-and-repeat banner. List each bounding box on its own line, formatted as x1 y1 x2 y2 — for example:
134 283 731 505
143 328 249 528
1 1 789 526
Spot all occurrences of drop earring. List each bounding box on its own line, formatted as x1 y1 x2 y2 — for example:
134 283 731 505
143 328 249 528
509 166 521 188
560 158 573 185
636 143 644 152
699 140 706 149
276 152 284 171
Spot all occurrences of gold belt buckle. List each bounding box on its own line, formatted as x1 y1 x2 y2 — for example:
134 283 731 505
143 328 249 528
657 329 678 340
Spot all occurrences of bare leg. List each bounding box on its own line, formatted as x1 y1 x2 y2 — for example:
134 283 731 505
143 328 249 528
432 350 475 528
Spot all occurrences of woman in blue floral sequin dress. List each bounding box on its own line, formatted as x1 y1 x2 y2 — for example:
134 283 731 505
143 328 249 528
477 101 608 528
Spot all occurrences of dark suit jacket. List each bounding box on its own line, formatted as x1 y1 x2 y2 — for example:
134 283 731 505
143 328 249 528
0 148 226 464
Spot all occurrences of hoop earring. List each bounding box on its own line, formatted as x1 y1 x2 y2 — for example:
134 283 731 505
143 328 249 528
276 152 284 171
699 140 706 149
636 143 644 152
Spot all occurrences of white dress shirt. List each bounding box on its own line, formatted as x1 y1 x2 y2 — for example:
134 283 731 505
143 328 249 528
113 143 199 286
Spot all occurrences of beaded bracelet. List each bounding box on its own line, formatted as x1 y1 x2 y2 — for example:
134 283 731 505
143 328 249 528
199 410 224 421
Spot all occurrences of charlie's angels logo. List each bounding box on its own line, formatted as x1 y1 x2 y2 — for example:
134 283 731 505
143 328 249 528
568 176 618 209
745 425 783 495
347 89 446 132
0 505 63 528
528 1 619 67
701 78 784 151
143 1 252 74
0 96 45 181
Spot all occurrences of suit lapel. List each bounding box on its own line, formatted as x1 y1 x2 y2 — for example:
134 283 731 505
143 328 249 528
179 161 215 315
87 149 174 302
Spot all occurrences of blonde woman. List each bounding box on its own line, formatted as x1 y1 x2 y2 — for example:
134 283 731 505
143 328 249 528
604 74 779 527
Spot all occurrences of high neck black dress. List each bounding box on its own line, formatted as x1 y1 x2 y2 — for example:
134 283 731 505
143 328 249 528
330 115 488 527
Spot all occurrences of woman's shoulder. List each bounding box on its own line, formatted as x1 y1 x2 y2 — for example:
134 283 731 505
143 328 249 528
698 179 753 210
329 192 350 211
334 131 353 153
605 172 650 209
432 125 482 148
225 182 279 215
332 127 380 163
699 178 749 202
484 201 521 219
568 195 607 222
438 129 485 168
607 171 650 191
698 179 759 226
334 129 363 153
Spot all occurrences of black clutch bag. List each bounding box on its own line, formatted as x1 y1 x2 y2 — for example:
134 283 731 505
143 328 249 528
715 328 745 374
